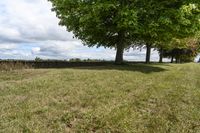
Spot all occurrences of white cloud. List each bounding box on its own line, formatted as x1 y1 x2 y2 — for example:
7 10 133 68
0 43 17 50
32 47 40 54
0 0 73 42
0 0 85 60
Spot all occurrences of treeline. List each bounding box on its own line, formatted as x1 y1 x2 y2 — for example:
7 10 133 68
0 59 160 70
49 0 200 64
35 57 108 62
0 60 113 69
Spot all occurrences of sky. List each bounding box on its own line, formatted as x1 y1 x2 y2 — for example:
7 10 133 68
0 0 199 62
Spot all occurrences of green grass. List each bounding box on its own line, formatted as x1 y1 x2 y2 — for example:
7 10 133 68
0 63 200 133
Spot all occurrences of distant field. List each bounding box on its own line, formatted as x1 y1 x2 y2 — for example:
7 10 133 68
0 63 200 132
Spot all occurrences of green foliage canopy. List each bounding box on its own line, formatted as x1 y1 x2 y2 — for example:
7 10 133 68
49 0 138 48
136 0 200 44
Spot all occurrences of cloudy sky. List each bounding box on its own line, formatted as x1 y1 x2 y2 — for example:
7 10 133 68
0 0 199 62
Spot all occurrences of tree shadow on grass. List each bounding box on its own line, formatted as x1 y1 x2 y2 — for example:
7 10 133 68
72 63 168 74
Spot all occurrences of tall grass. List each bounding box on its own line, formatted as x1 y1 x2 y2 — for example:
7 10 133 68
0 62 31 71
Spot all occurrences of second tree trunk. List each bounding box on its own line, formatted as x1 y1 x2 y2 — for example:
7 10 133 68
146 44 151 64
159 48 163 63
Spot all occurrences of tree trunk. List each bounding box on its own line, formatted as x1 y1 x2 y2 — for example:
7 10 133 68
171 56 174 63
175 57 180 63
159 48 163 63
115 31 125 65
115 43 124 64
146 44 151 64
178 57 181 64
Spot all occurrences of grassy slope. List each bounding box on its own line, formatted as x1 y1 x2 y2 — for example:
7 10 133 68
0 63 200 133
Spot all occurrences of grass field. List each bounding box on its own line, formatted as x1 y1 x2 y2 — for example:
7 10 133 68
0 63 200 133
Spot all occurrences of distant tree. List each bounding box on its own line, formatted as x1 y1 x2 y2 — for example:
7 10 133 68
163 37 200 63
69 58 82 62
35 57 42 62
136 0 200 63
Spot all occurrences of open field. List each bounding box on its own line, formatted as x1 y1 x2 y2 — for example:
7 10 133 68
0 63 200 133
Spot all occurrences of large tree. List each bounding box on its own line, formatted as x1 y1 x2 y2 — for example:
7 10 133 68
49 0 200 64
48 0 139 64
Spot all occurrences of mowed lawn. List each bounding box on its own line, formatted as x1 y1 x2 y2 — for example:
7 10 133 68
0 63 200 133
